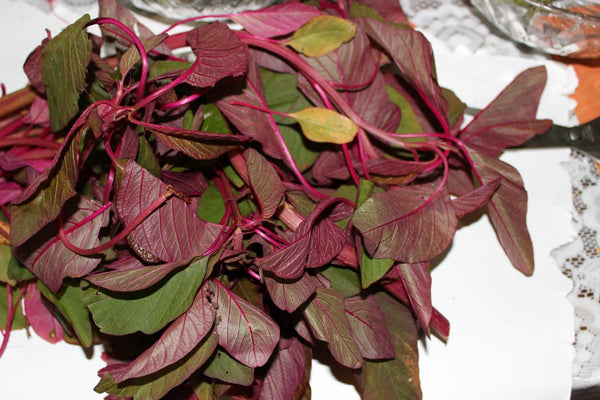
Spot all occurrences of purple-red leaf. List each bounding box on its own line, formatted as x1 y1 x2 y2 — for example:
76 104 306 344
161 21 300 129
344 295 395 360
245 148 285 219
260 337 308 400
452 178 501 218
131 117 248 160
354 292 421 399
257 198 346 279
264 271 318 313
185 22 248 88
0 181 21 206
303 287 363 369
116 161 223 263
392 263 432 332
15 196 109 292
110 285 215 383
230 3 321 38
23 282 64 343
216 61 285 160
302 27 400 132
211 279 280 368
356 17 449 127
352 185 457 263
460 67 552 157
470 149 534 275
86 258 194 292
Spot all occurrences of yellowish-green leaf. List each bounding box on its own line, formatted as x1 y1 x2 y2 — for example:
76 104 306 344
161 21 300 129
288 107 357 144
287 15 356 57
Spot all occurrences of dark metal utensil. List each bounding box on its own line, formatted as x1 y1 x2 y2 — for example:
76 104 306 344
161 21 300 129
520 117 600 158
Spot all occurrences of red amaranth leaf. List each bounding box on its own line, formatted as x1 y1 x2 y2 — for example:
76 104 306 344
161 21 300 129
15 196 109 292
303 287 363 369
245 148 285 219
470 149 534 275
302 27 400 132
216 61 286 160
131 116 249 160
459 66 552 157
229 3 321 38
212 279 280 368
23 282 64 343
257 198 346 279
356 17 449 127
354 292 421 399
451 178 501 218
116 161 223 263
352 185 457 263
110 285 216 383
392 263 432 332
260 337 308 400
344 295 395 360
86 258 194 292
185 22 248 88
0 181 21 206
264 271 318 313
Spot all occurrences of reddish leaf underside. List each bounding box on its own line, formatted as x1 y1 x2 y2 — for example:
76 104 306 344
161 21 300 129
260 336 308 400
16 196 109 292
470 149 534 275
110 285 216 383
185 22 248 88
212 279 280 368
303 287 363 369
352 185 457 263
344 295 395 360
229 3 321 38
116 161 223 263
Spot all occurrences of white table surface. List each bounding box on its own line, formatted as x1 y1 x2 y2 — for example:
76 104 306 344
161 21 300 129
0 1 577 399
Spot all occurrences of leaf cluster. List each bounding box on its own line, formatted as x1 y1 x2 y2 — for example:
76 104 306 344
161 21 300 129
0 0 552 398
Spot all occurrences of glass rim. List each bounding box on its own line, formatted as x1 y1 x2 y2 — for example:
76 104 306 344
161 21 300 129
522 0 600 24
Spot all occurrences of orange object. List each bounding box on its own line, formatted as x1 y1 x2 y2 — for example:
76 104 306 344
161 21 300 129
570 62 600 124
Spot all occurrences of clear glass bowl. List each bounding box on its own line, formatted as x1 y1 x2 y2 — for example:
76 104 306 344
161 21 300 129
117 0 279 20
470 0 600 58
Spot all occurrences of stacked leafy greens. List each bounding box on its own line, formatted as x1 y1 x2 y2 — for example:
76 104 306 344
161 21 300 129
0 0 553 398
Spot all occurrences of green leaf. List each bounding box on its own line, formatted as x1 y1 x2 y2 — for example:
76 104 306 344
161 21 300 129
261 68 321 171
137 135 162 178
203 349 254 386
386 85 424 135
96 330 219 400
288 107 357 144
355 292 421 399
0 284 27 330
0 245 18 285
287 15 356 57
83 258 206 335
360 245 394 289
200 103 231 135
42 15 92 131
38 279 94 347
319 266 361 298
441 87 466 128
196 184 226 224
148 60 192 79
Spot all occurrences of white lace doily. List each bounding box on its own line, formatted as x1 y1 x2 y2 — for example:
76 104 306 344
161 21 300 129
553 151 600 390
